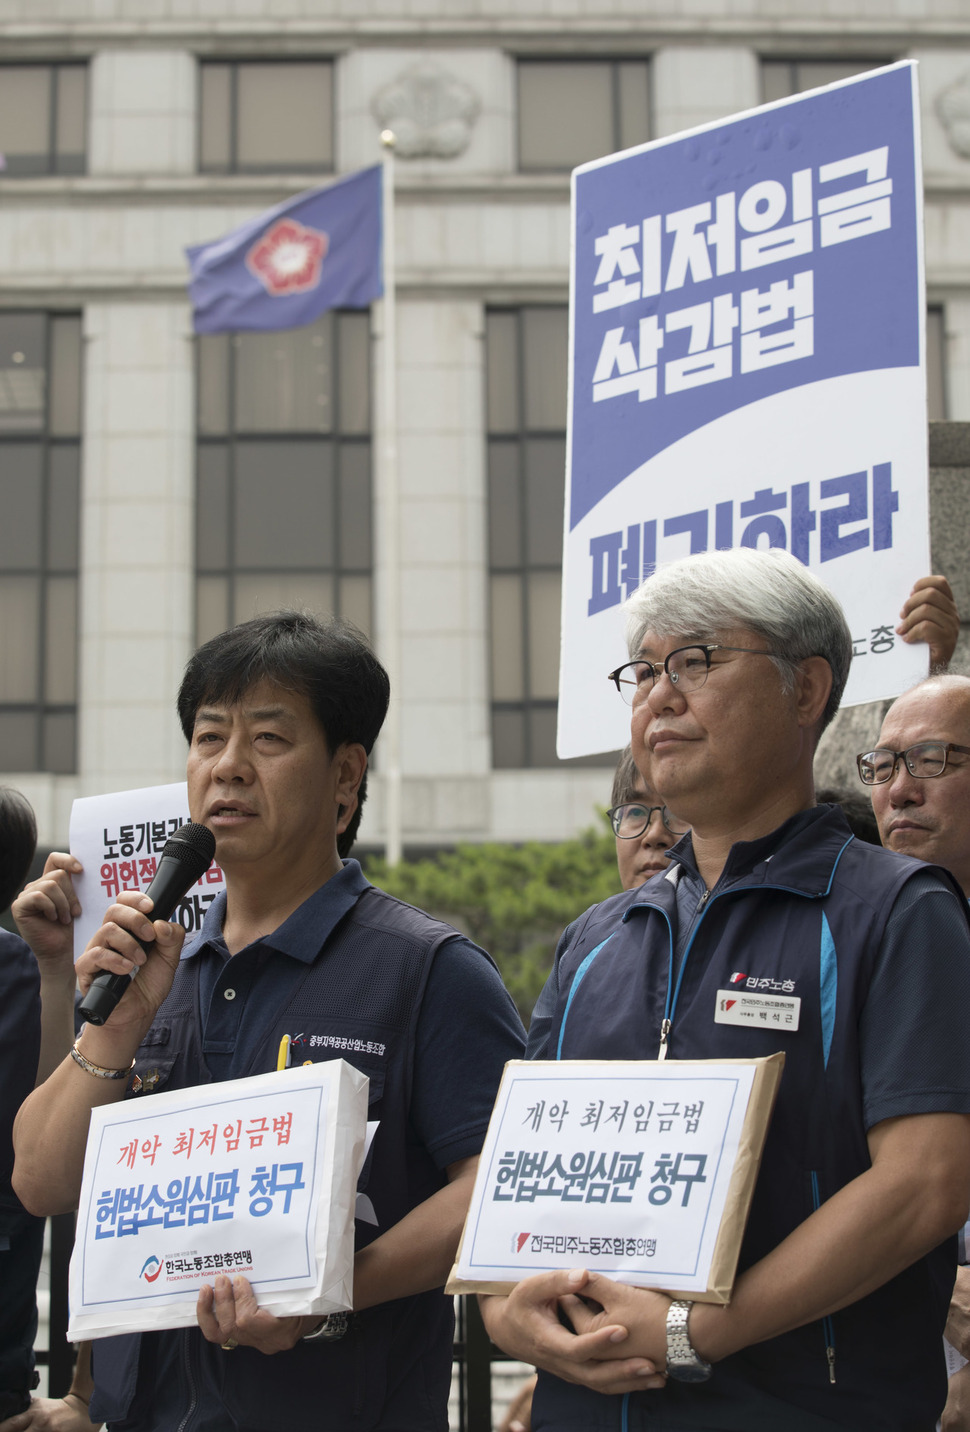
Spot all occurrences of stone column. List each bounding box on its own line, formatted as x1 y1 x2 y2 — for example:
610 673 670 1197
78 302 195 793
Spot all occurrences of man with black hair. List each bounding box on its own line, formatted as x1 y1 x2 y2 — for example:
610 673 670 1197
13 611 525 1432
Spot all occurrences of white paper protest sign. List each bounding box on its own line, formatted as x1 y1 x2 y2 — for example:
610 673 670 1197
69 783 225 961
449 1056 783 1303
68 1059 368 1340
560 62 929 757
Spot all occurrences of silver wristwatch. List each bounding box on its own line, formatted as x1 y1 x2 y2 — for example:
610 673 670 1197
665 1299 712 1383
302 1312 349 1342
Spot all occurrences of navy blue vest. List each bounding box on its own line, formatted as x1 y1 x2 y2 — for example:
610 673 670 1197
90 886 466 1432
537 807 967 1431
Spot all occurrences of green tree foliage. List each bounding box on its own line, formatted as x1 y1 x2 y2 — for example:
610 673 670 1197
365 818 621 1028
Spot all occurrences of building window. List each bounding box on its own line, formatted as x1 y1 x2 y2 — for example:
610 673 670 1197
195 312 372 646
0 312 82 773
486 307 615 770
518 60 650 172
0 64 86 175
199 60 334 173
761 59 890 103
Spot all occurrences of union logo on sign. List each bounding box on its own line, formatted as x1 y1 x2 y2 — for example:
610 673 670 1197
247 219 329 296
139 1254 163 1283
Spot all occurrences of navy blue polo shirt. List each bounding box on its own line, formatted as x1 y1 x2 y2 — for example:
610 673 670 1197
185 858 524 1169
133 862 524 1432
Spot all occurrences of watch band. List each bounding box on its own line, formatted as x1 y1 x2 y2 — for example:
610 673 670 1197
302 1312 349 1342
70 1041 135 1080
665 1299 713 1383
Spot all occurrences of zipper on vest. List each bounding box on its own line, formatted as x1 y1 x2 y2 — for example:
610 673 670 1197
657 1018 671 1061
658 887 713 1060
810 1171 837 1385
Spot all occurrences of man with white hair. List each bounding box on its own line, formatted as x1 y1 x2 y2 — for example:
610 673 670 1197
484 548 970 1432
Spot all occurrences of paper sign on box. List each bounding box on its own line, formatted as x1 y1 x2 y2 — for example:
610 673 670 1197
69 1059 368 1340
448 1055 783 1304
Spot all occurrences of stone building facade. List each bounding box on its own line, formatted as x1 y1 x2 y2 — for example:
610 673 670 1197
1 0 969 853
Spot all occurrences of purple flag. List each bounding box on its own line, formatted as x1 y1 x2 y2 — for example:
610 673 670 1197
186 166 383 334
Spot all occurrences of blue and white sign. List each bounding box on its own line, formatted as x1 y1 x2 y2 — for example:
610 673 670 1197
68 1060 368 1339
559 63 929 757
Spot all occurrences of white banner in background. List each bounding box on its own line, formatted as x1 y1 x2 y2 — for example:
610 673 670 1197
69 783 225 960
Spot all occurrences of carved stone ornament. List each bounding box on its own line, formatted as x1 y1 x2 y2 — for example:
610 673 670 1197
372 60 481 159
936 71 970 159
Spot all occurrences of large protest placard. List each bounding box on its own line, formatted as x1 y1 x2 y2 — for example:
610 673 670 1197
448 1055 783 1303
68 1059 368 1340
559 62 928 757
69 783 225 960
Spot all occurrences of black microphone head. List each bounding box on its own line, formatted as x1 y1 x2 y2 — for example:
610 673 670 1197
161 821 216 877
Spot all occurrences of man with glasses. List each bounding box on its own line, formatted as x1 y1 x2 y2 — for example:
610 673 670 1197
482 547 970 1432
858 674 970 896
858 673 970 1431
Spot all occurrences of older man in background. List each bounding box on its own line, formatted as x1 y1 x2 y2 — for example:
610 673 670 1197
860 672 970 1432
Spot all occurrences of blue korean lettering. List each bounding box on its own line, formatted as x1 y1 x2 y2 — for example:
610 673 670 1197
714 500 733 550
739 487 787 550
588 522 656 616
94 1169 240 1239
248 1162 305 1217
872 462 898 550
820 471 868 563
586 463 896 619
587 533 623 616
663 510 708 554
790 482 817 565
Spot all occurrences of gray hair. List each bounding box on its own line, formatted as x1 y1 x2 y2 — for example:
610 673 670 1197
624 547 852 733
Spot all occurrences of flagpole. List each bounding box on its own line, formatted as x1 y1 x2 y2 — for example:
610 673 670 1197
379 130 403 867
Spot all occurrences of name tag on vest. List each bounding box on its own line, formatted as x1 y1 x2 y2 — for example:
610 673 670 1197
715 990 801 1031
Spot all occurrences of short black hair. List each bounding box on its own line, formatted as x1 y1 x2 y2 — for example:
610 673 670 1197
610 746 644 809
0 787 37 913
816 786 881 846
177 611 389 856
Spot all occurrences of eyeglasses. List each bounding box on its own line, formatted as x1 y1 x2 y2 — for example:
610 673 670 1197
607 802 691 839
608 644 781 706
856 741 970 785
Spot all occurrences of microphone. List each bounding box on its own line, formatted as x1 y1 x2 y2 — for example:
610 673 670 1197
78 822 217 1027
